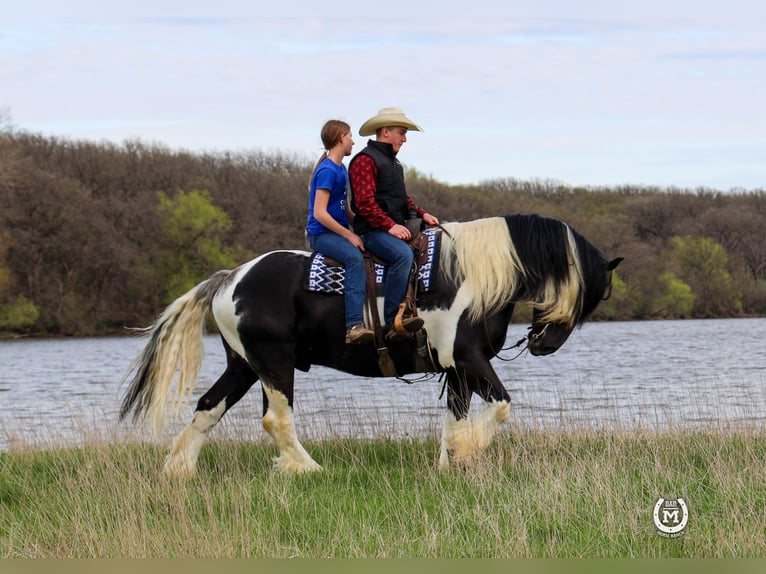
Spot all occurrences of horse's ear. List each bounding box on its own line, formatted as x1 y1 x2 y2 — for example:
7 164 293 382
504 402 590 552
607 257 624 271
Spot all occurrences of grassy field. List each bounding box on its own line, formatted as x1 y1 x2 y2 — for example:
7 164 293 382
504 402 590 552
2 427 766 558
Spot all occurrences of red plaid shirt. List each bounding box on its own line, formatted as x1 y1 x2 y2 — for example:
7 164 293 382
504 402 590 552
348 154 424 231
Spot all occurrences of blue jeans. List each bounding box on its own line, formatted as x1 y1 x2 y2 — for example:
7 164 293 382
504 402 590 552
361 229 414 328
307 232 367 328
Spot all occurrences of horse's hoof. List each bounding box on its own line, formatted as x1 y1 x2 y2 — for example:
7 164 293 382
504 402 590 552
162 452 199 479
272 456 323 474
163 463 196 480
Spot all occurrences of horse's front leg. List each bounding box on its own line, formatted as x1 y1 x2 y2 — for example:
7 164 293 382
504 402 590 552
439 365 511 468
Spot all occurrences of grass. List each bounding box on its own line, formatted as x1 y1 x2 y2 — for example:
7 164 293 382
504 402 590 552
2 426 766 558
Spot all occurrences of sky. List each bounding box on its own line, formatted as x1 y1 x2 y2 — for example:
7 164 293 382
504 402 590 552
2 1 765 190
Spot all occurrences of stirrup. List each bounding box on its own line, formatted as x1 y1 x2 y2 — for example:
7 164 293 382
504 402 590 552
393 303 423 335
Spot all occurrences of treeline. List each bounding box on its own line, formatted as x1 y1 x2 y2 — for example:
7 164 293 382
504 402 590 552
1 129 765 336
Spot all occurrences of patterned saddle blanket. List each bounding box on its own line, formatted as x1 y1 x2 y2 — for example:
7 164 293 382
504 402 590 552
305 227 440 295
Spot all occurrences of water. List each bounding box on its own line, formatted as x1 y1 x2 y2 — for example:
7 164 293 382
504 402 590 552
1 318 765 450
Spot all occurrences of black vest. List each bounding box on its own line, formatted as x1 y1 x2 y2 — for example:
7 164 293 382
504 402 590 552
350 140 409 234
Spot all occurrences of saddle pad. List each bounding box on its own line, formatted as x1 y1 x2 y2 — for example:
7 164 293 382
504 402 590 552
306 227 440 295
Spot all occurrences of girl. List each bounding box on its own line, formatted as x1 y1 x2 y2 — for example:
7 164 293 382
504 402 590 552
305 120 374 344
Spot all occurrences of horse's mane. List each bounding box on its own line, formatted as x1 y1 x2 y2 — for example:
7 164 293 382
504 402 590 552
439 217 523 323
439 215 592 326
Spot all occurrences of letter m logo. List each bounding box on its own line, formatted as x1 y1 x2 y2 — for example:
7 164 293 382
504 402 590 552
662 509 680 524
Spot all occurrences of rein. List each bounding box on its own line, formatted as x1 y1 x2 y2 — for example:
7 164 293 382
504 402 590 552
481 315 529 363
435 223 453 239
397 372 440 385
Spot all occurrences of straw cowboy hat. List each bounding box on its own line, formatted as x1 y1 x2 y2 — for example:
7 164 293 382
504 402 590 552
358 107 424 137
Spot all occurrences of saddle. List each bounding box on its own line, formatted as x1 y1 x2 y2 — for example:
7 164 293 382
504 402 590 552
365 219 431 377
319 219 435 377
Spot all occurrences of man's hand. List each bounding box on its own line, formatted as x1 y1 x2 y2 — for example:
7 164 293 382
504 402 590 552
388 223 412 241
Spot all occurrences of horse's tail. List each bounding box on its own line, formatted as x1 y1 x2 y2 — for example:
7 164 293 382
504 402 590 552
119 269 232 435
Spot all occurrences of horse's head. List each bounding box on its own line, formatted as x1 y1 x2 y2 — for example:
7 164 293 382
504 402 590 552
527 256 623 356
526 313 576 356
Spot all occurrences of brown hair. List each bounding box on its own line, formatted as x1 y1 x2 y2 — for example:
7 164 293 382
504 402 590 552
308 119 351 191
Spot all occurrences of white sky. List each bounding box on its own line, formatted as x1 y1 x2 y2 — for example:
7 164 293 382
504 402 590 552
2 1 765 190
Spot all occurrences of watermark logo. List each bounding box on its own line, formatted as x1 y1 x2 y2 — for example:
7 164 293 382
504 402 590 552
653 498 688 538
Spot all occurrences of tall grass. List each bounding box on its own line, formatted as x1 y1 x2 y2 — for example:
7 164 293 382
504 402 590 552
2 425 766 557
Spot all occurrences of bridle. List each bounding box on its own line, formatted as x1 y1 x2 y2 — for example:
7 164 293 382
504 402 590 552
481 316 552 363
528 322 550 345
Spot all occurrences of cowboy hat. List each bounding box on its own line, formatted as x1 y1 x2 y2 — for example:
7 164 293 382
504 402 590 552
358 107 424 137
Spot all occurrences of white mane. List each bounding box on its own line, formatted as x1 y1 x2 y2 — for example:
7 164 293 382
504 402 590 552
439 217 524 323
438 217 584 325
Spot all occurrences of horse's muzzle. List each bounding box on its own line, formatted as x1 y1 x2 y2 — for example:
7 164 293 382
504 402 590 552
527 341 560 356
527 322 571 356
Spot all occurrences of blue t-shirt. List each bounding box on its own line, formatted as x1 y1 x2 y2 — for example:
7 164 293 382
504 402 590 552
306 157 350 235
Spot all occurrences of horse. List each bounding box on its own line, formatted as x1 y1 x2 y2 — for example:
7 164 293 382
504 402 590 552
119 213 622 477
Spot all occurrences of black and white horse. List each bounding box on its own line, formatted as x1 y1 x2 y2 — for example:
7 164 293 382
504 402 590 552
120 214 621 476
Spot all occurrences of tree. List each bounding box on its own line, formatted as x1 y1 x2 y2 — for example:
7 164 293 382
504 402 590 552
593 273 630 320
670 236 741 316
0 230 39 331
0 111 21 191
702 195 766 282
157 189 243 300
654 272 695 318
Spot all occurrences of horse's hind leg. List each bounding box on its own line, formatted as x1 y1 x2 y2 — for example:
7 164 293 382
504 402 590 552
252 347 321 473
164 346 257 478
261 382 322 473
228 335 321 474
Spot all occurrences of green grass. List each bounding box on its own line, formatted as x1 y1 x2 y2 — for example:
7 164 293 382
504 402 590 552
2 428 766 557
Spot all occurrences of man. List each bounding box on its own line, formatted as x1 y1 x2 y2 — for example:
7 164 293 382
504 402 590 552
348 107 439 341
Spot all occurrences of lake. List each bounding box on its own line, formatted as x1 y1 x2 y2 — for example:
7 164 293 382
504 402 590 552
1 318 765 450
